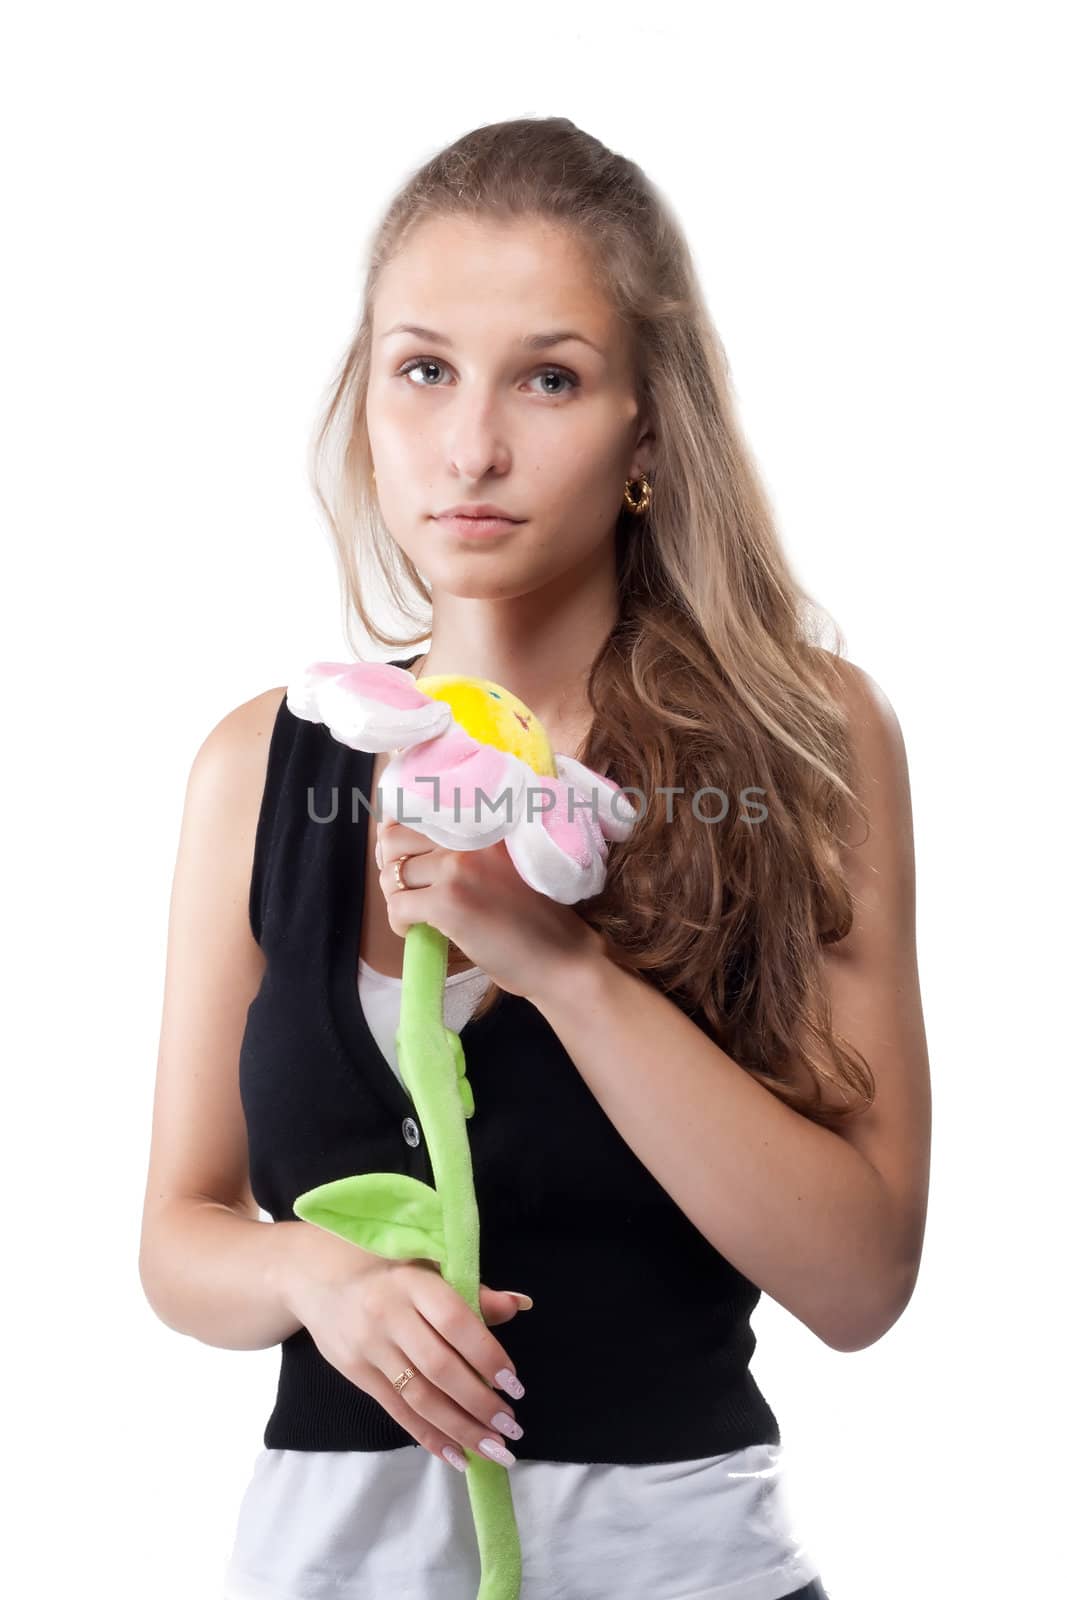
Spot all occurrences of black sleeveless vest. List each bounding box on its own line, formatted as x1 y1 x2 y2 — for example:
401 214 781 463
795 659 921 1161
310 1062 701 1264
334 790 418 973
238 658 781 1463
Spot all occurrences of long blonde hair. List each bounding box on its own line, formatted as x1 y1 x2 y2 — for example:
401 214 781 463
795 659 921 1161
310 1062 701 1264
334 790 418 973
308 116 873 1130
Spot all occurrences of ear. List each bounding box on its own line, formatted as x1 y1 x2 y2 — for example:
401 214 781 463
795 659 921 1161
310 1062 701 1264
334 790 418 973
628 417 657 481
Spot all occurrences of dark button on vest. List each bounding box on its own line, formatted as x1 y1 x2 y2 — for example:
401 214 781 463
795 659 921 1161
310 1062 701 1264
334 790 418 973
401 1116 421 1148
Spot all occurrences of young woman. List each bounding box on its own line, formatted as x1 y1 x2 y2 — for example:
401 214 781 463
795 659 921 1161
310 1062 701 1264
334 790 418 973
139 116 930 1600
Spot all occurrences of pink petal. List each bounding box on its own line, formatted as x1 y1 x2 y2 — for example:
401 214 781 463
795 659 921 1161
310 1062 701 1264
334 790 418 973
504 774 609 904
285 660 354 721
379 724 530 848
287 660 451 752
552 753 639 842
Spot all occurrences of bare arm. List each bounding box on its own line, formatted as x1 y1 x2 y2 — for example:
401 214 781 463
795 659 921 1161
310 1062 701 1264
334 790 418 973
528 660 932 1353
138 684 305 1351
142 1203 305 1351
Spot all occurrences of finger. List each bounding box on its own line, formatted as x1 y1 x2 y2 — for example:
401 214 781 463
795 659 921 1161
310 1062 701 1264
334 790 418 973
379 820 434 858
366 1336 519 1469
354 1345 474 1470
379 855 434 897
415 1271 528 1326
480 1291 522 1326
378 840 436 884
406 1267 525 1402
381 881 442 933
397 1304 524 1442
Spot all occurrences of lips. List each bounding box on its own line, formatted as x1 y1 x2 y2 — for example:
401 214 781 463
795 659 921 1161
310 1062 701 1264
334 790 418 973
434 506 522 521
435 513 520 538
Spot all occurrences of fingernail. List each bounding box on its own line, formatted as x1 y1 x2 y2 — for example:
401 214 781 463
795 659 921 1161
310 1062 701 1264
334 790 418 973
492 1411 524 1441
478 1437 516 1467
495 1368 525 1399
501 1291 534 1310
442 1446 468 1473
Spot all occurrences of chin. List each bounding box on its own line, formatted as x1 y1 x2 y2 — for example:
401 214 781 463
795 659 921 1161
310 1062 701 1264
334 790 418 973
428 569 536 601
405 532 510 587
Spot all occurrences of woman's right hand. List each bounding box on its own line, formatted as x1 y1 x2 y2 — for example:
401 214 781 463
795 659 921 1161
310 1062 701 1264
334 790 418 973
277 1219 530 1473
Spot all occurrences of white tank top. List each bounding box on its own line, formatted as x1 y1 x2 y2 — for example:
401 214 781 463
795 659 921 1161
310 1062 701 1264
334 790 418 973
222 960 820 1600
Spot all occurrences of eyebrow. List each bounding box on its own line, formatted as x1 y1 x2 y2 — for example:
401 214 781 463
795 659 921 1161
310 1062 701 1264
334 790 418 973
380 322 606 358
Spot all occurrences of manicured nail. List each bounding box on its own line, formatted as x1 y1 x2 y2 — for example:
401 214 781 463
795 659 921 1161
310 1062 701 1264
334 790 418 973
478 1438 516 1467
442 1446 468 1473
492 1411 524 1441
495 1368 525 1399
501 1291 534 1310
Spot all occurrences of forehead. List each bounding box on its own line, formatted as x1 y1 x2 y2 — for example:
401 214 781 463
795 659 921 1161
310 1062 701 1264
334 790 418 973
373 214 618 347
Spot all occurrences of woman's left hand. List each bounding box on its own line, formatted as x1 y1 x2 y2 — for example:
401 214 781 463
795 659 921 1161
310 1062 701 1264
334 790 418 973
376 820 604 1009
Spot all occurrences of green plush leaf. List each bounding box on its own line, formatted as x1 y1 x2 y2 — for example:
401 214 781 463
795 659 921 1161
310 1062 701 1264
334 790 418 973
293 1171 447 1263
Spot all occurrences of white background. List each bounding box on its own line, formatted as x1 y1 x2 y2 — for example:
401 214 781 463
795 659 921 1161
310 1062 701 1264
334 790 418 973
4 3 1063 1596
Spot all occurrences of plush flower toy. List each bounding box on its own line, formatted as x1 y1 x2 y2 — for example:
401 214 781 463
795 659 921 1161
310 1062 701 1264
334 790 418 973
284 659 638 1600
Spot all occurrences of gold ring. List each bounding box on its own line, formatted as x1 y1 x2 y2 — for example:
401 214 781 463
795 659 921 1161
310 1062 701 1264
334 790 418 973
393 854 412 891
391 1365 416 1393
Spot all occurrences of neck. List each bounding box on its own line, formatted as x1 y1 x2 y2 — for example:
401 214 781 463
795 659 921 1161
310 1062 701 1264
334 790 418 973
412 545 618 756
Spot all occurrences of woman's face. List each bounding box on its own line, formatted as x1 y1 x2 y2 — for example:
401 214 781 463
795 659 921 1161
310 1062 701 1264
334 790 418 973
366 214 653 600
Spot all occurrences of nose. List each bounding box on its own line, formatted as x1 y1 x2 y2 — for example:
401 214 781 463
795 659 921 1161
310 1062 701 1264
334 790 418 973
446 387 511 481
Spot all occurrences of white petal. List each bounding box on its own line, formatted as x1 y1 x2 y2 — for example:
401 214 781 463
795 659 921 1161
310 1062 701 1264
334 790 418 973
552 753 640 841
378 732 530 850
505 806 608 904
287 660 452 752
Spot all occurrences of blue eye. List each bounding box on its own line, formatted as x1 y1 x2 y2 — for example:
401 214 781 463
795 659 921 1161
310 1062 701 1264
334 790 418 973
396 357 579 398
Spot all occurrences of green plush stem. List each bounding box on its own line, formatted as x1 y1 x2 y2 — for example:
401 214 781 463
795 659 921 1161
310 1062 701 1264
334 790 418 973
397 920 522 1600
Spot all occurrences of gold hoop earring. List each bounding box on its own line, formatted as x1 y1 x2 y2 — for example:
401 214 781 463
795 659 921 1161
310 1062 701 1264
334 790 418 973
622 472 652 515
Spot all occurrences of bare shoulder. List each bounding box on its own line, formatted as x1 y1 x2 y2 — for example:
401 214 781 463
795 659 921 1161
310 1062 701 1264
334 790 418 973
814 650 911 850
173 683 291 937
179 684 289 883
818 649 907 749
188 683 289 813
